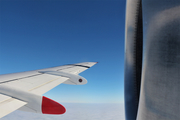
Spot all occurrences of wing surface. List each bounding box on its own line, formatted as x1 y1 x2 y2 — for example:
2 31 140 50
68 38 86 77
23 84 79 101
0 62 97 118
0 94 26 118
0 62 97 95
40 62 97 74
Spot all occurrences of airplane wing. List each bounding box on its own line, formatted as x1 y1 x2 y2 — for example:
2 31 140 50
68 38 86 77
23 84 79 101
0 94 27 118
0 62 97 118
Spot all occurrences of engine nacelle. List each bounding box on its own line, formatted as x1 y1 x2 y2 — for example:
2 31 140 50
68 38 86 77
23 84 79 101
39 71 87 85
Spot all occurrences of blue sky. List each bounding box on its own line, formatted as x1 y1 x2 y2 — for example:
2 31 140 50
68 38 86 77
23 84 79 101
0 0 126 103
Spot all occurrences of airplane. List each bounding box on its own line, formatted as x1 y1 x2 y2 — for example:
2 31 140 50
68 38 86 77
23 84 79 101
0 62 97 118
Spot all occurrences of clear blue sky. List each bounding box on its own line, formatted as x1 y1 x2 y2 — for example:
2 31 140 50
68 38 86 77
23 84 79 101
0 0 126 103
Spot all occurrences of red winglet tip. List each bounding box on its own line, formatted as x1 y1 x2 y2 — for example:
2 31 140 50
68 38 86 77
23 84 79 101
42 96 66 114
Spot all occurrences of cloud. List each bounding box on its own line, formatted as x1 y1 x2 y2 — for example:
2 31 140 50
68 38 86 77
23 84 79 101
1 103 125 120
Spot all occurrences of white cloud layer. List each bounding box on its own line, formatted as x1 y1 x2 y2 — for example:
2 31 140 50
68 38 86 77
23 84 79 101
1 103 125 120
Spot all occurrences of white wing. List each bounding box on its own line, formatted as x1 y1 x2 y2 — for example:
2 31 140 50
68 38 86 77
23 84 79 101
0 62 97 118
0 94 27 118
